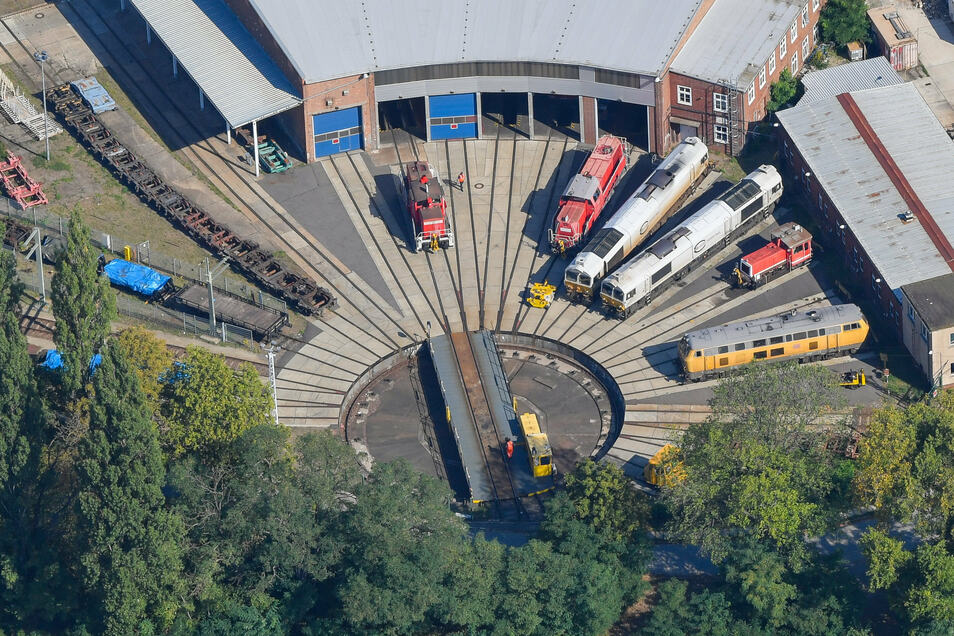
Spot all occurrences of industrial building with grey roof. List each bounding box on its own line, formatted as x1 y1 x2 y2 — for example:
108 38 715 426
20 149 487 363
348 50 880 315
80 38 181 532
777 70 954 387
123 0 829 161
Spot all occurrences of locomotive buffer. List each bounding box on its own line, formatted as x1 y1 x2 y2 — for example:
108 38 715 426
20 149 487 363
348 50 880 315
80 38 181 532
428 331 554 504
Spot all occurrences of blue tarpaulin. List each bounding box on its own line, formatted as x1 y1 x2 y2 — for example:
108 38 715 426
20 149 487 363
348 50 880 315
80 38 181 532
103 259 171 297
39 349 63 370
39 350 103 375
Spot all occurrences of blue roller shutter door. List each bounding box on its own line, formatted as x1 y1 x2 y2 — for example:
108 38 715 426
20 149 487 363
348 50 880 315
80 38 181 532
429 94 477 140
313 107 363 158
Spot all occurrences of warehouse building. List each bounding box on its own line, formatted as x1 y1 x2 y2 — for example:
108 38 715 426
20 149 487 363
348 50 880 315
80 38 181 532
127 0 827 162
901 274 954 390
777 79 954 387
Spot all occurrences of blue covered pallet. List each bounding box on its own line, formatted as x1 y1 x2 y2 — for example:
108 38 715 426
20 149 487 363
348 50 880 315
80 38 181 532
39 349 102 374
71 77 116 114
103 259 172 297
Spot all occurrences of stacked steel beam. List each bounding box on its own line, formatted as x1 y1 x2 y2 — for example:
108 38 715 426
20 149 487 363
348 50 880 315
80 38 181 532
48 84 337 316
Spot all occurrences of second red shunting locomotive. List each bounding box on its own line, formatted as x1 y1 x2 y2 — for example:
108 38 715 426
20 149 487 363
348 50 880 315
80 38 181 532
404 161 455 252
732 222 812 289
549 135 627 253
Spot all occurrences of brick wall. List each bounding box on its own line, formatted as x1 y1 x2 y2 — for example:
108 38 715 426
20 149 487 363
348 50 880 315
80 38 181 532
778 126 903 337
657 0 826 155
302 75 379 161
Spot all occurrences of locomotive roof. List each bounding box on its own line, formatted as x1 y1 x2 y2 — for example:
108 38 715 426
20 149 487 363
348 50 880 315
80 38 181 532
562 174 600 203
683 304 865 351
247 0 705 82
405 161 444 205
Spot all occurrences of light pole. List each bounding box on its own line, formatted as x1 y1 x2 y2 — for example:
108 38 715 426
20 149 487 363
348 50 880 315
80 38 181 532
33 50 49 162
261 340 280 425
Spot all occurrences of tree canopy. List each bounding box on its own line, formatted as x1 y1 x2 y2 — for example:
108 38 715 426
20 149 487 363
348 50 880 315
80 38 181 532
663 362 846 564
767 68 799 113
820 0 871 46
50 211 115 397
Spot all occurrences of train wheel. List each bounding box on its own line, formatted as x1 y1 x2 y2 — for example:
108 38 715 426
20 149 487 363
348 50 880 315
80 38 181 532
849 348 859 355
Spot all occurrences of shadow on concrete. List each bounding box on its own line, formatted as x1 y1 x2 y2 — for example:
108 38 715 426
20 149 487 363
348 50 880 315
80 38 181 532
521 147 588 258
371 169 415 251
641 341 682 381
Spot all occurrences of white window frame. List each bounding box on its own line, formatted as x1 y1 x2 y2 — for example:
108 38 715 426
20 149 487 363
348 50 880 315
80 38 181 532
769 55 777 75
813 24 819 45
713 93 728 112
748 84 756 104
791 21 798 43
801 6 809 27
802 36 810 59
677 85 692 106
714 124 729 144
813 0 820 10
758 67 767 89
791 52 799 74
780 37 787 59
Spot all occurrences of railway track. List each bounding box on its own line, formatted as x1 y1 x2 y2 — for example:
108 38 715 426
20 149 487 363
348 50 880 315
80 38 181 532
60 0 404 358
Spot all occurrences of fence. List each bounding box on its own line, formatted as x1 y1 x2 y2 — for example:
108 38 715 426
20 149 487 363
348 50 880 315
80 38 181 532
0 202 289 315
15 236 260 352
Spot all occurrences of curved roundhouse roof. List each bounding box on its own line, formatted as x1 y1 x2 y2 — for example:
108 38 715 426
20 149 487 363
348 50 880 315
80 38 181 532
247 0 704 83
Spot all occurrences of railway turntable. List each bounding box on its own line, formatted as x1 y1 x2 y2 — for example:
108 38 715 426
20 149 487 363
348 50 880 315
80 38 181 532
428 331 555 505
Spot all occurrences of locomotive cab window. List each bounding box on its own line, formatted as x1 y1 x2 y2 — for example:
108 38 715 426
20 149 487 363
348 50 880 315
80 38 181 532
579 275 591 286
695 351 702 357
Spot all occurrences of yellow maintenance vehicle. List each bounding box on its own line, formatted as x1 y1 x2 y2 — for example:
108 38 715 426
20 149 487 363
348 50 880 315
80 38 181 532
839 369 866 389
644 444 685 487
518 412 554 477
527 281 556 308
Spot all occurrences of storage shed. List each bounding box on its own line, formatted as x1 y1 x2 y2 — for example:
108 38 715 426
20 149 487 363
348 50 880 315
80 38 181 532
867 6 918 71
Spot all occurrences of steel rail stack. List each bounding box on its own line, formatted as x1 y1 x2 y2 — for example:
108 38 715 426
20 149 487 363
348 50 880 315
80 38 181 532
48 84 337 316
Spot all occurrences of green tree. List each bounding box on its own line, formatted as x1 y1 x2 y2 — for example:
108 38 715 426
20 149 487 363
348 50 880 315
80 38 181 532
329 459 470 634
73 345 185 634
0 251 61 630
115 325 172 410
50 211 116 397
767 68 799 113
564 458 649 542
663 362 844 565
820 0 870 46
162 346 271 457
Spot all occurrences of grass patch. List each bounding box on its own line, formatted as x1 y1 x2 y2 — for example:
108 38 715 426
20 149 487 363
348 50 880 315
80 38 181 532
33 157 72 172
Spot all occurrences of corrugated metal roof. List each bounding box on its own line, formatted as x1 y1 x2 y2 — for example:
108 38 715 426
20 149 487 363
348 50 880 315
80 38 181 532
247 0 704 83
800 57 901 104
777 83 954 292
130 0 300 129
670 0 802 87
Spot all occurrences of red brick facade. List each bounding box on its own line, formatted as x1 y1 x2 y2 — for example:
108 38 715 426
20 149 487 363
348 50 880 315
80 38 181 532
657 0 825 155
778 126 903 331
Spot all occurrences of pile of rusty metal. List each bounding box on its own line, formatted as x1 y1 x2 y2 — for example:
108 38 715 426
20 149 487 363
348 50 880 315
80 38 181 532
48 84 336 316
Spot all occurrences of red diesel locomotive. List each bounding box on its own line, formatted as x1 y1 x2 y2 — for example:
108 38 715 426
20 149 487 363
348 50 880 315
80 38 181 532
732 222 812 289
549 135 627 253
404 161 455 252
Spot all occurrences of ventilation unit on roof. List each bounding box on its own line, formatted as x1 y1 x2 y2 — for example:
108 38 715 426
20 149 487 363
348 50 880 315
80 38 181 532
884 12 913 39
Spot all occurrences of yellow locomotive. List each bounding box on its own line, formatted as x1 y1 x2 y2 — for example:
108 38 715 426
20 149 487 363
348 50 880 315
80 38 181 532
518 412 554 477
679 304 869 381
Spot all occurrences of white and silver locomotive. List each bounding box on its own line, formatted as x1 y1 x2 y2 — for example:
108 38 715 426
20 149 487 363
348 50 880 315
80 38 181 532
600 165 783 318
563 137 709 301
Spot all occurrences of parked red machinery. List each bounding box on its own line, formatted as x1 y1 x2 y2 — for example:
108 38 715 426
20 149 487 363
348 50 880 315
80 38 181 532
549 135 627 253
732 222 812 289
404 161 454 252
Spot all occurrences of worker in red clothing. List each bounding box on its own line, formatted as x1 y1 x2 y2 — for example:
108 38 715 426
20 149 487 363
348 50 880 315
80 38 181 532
420 172 429 194
505 438 514 459
457 171 465 190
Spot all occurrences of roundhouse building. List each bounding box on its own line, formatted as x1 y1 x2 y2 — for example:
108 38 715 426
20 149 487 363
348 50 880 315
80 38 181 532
128 0 826 162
